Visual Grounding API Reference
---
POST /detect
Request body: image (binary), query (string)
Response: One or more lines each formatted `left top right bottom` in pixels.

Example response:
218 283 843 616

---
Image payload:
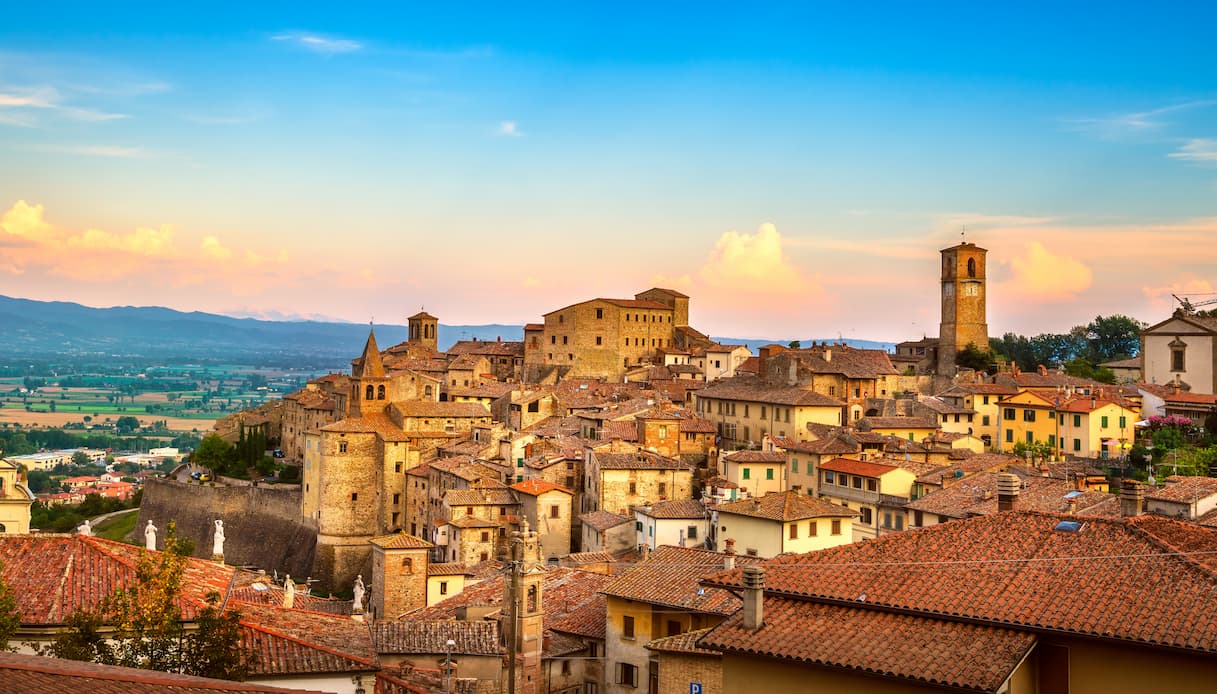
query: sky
2 3 1216 342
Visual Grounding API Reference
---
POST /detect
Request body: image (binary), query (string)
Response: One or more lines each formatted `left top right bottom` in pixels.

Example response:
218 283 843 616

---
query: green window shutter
742 468 750 480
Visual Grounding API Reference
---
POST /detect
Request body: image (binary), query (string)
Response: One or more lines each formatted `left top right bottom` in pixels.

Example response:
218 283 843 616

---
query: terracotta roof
374 620 501 656
1146 476 1217 504
776 435 860 456
646 627 721 656
698 598 1035 693
697 379 845 407
905 473 1119 519
600 545 763 614
352 330 386 379
592 451 690 471
448 382 516 399
0 535 235 625
914 453 1019 485
391 401 491 418
370 532 434 550
857 415 939 430
561 551 614 565
782 345 899 378
414 567 612 641
426 562 471 576
716 491 857 522
703 512 1217 655
636 499 706 519
510 479 573 496
234 601 378 672
721 450 785 463
819 457 900 478
0 652 320 693
445 487 518 506
580 510 633 531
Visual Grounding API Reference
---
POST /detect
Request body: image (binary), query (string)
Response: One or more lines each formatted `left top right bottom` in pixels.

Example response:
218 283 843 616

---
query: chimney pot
742 566 765 630
1121 479 1145 517
996 473 1020 512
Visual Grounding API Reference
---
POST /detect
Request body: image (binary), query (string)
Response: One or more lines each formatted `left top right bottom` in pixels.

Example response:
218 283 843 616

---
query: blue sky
1 3 1215 340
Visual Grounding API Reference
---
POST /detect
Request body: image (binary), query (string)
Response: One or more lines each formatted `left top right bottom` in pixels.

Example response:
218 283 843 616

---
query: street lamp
445 638 456 694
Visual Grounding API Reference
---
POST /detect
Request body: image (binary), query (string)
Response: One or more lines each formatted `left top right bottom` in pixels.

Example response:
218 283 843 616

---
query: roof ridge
238 618 378 668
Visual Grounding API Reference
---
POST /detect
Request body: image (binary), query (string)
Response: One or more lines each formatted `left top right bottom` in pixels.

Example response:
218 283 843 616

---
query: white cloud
497 121 523 137
1008 241 1092 300
1066 99 1217 139
31 144 147 158
699 223 814 295
272 32 363 54
1169 138 1217 165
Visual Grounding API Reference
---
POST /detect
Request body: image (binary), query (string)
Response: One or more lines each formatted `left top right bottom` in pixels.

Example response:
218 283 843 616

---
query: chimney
824 348 832 363
723 538 736 570
1120 479 1144 517
996 473 1020 512
1067 499 1077 515
742 566 765 630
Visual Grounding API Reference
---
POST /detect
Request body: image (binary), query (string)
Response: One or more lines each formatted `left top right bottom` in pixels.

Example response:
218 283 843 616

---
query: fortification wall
138 478 316 578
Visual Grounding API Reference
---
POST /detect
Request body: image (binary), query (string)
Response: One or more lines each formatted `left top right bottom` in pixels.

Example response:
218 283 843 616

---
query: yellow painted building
718 451 786 498
695 381 845 448
817 458 917 540
1055 398 1138 459
995 390 1057 452
0 459 33 534
425 563 470 606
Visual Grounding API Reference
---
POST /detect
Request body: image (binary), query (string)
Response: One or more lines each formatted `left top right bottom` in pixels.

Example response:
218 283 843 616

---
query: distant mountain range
0 295 893 367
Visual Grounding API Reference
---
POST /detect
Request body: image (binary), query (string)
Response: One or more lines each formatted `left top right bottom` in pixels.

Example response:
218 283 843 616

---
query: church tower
349 329 389 418
937 242 989 377
408 311 439 351
504 518 546 694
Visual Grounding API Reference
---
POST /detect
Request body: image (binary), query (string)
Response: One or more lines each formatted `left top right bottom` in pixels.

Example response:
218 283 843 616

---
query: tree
1083 314 1146 363
192 434 236 475
115 416 141 434
181 591 252 680
41 609 113 663
1062 357 1116 384
787 340 801 349
71 450 91 466
955 342 996 373
0 561 20 651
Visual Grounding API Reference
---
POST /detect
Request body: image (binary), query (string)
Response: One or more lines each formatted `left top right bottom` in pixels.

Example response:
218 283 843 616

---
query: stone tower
504 519 546 694
350 329 389 418
937 242 989 377
369 532 434 620
408 311 439 351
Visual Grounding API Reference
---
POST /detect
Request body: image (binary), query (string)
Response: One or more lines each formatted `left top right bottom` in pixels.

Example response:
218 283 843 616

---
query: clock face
964 283 979 296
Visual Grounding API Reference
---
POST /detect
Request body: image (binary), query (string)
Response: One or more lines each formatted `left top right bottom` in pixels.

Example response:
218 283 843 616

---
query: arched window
425 385 433 398
0 523 6 533
527 585 538 612
967 257 976 278
366 384 375 400
377 385 386 400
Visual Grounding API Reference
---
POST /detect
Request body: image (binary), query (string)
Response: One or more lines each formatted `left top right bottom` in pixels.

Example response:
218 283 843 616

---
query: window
808 521 817 536
866 479 877 492
824 471 835 484
1023 409 1036 422
982 415 990 426
1172 343 1186 372
860 507 872 525
1026 431 1033 444
338 441 348 453
658 482 667 496
377 384 385 400
760 406 767 419
766 468 774 480
550 504 560 518
481 531 490 542
983 396 990 405
393 493 400 504
658 425 668 439
789 524 798 539
667 619 681 636
616 663 639 688
439 581 448 595
1101 415 1109 428
351 492 358 501
1073 414 1081 427
1072 438 1081 451
687 525 698 539
622 616 635 639
596 308 603 319
1048 434 1056 447
596 336 602 345
365 384 374 400
395 462 402 473
1003 408 1016 421
967 257 977 278
628 482 637 495
791 458 799 473
742 468 750 480
1119 416 1127 428
831 519 842 535
852 476 862 489
551 336 556 344
1006 430 1013 443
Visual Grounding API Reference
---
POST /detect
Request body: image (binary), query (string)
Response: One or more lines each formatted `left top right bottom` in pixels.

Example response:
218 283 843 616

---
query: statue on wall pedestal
77 519 92 536
144 520 157 550
283 574 296 609
212 520 225 559
353 574 366 613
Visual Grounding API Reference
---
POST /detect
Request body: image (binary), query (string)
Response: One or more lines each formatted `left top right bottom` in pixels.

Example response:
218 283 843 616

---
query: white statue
212 520 225 556
353 574 365 611
77 519 92 536
283 574 296 608
144 520 157 550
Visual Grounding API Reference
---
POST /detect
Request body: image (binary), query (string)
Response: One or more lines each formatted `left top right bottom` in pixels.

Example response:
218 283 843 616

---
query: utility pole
507 531 522 694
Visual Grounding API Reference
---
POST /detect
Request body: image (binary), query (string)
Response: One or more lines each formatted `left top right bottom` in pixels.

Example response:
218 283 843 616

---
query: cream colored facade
1142 313 1217 394
695 389 844 448
817 460 917 541
426 571 467 606
719 453 786 498
0 459 33 534
713 511 854 558
1055 401 1137 459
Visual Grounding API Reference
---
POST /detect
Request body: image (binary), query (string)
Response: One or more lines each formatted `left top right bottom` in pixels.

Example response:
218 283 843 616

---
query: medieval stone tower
350 330 389 418
408 310 439 351
937 242 989 377
503 519 546 694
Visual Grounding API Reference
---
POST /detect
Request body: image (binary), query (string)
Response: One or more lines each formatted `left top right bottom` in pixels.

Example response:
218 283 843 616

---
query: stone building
583 450 694 517
523 288 692 381
369 532 433 620
937 242 989 380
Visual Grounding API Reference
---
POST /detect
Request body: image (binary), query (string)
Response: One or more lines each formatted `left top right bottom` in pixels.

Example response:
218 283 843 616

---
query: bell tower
937 242 989 377
408 310 439 351
504 518 545 694
349 329 389 418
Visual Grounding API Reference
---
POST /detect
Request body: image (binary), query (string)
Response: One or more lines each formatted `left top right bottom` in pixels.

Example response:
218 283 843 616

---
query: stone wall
138 477 315 578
